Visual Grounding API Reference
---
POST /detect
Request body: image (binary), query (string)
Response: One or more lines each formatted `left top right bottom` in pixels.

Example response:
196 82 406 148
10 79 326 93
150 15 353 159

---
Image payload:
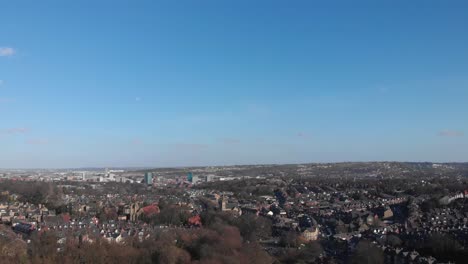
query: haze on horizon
1 0 467 169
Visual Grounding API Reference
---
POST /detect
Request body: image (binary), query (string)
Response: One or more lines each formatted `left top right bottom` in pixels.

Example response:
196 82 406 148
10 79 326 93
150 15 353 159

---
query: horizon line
1 160 467 171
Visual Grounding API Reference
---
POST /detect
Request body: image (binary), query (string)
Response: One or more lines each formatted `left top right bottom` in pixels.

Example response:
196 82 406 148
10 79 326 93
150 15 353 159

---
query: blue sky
1 0 467 168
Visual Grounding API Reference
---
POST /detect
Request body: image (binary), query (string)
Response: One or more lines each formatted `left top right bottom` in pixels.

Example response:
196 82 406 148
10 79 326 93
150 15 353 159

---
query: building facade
144 172 153 185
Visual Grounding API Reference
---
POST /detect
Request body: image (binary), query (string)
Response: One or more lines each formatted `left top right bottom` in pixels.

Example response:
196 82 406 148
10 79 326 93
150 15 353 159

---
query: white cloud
0 127 30 134
438 130 464 137
26 138 50 145
0 47 15 57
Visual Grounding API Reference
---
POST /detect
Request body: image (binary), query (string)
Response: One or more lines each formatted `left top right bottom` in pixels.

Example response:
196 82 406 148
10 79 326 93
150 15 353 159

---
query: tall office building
144 172 153 185
187 172 193 182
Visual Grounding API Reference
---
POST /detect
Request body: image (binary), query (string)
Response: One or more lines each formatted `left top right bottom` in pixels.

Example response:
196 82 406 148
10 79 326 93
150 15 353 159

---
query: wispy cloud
0 47 15 57
131 138 143 145
219 138 240 144
247 103 270 116
0 97 14 103
297 132 311 139
0 80 4 86
438 130 464 137
1 127 30 134
378 86 389 93
26 138 50 145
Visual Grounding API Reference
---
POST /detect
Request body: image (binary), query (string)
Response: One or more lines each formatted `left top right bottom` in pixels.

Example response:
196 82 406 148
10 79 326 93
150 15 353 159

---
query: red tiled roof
141 204 160 216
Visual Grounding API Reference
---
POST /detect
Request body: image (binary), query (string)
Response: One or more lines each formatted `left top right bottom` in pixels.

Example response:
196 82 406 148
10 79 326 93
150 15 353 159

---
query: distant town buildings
1 162 468 263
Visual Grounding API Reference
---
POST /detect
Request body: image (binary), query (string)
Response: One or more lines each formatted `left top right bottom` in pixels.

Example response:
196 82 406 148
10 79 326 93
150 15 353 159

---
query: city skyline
1 0 468 168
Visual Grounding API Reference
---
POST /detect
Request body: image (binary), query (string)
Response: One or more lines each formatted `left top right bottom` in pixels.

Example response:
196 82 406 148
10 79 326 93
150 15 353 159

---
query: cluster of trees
18 219 468 264
140 200 274 243
141 205 190 227
351 240 384 264
22 222 273 264
0 180 62 207
200 211 272 242
414 234 468 263
276 240 324 264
